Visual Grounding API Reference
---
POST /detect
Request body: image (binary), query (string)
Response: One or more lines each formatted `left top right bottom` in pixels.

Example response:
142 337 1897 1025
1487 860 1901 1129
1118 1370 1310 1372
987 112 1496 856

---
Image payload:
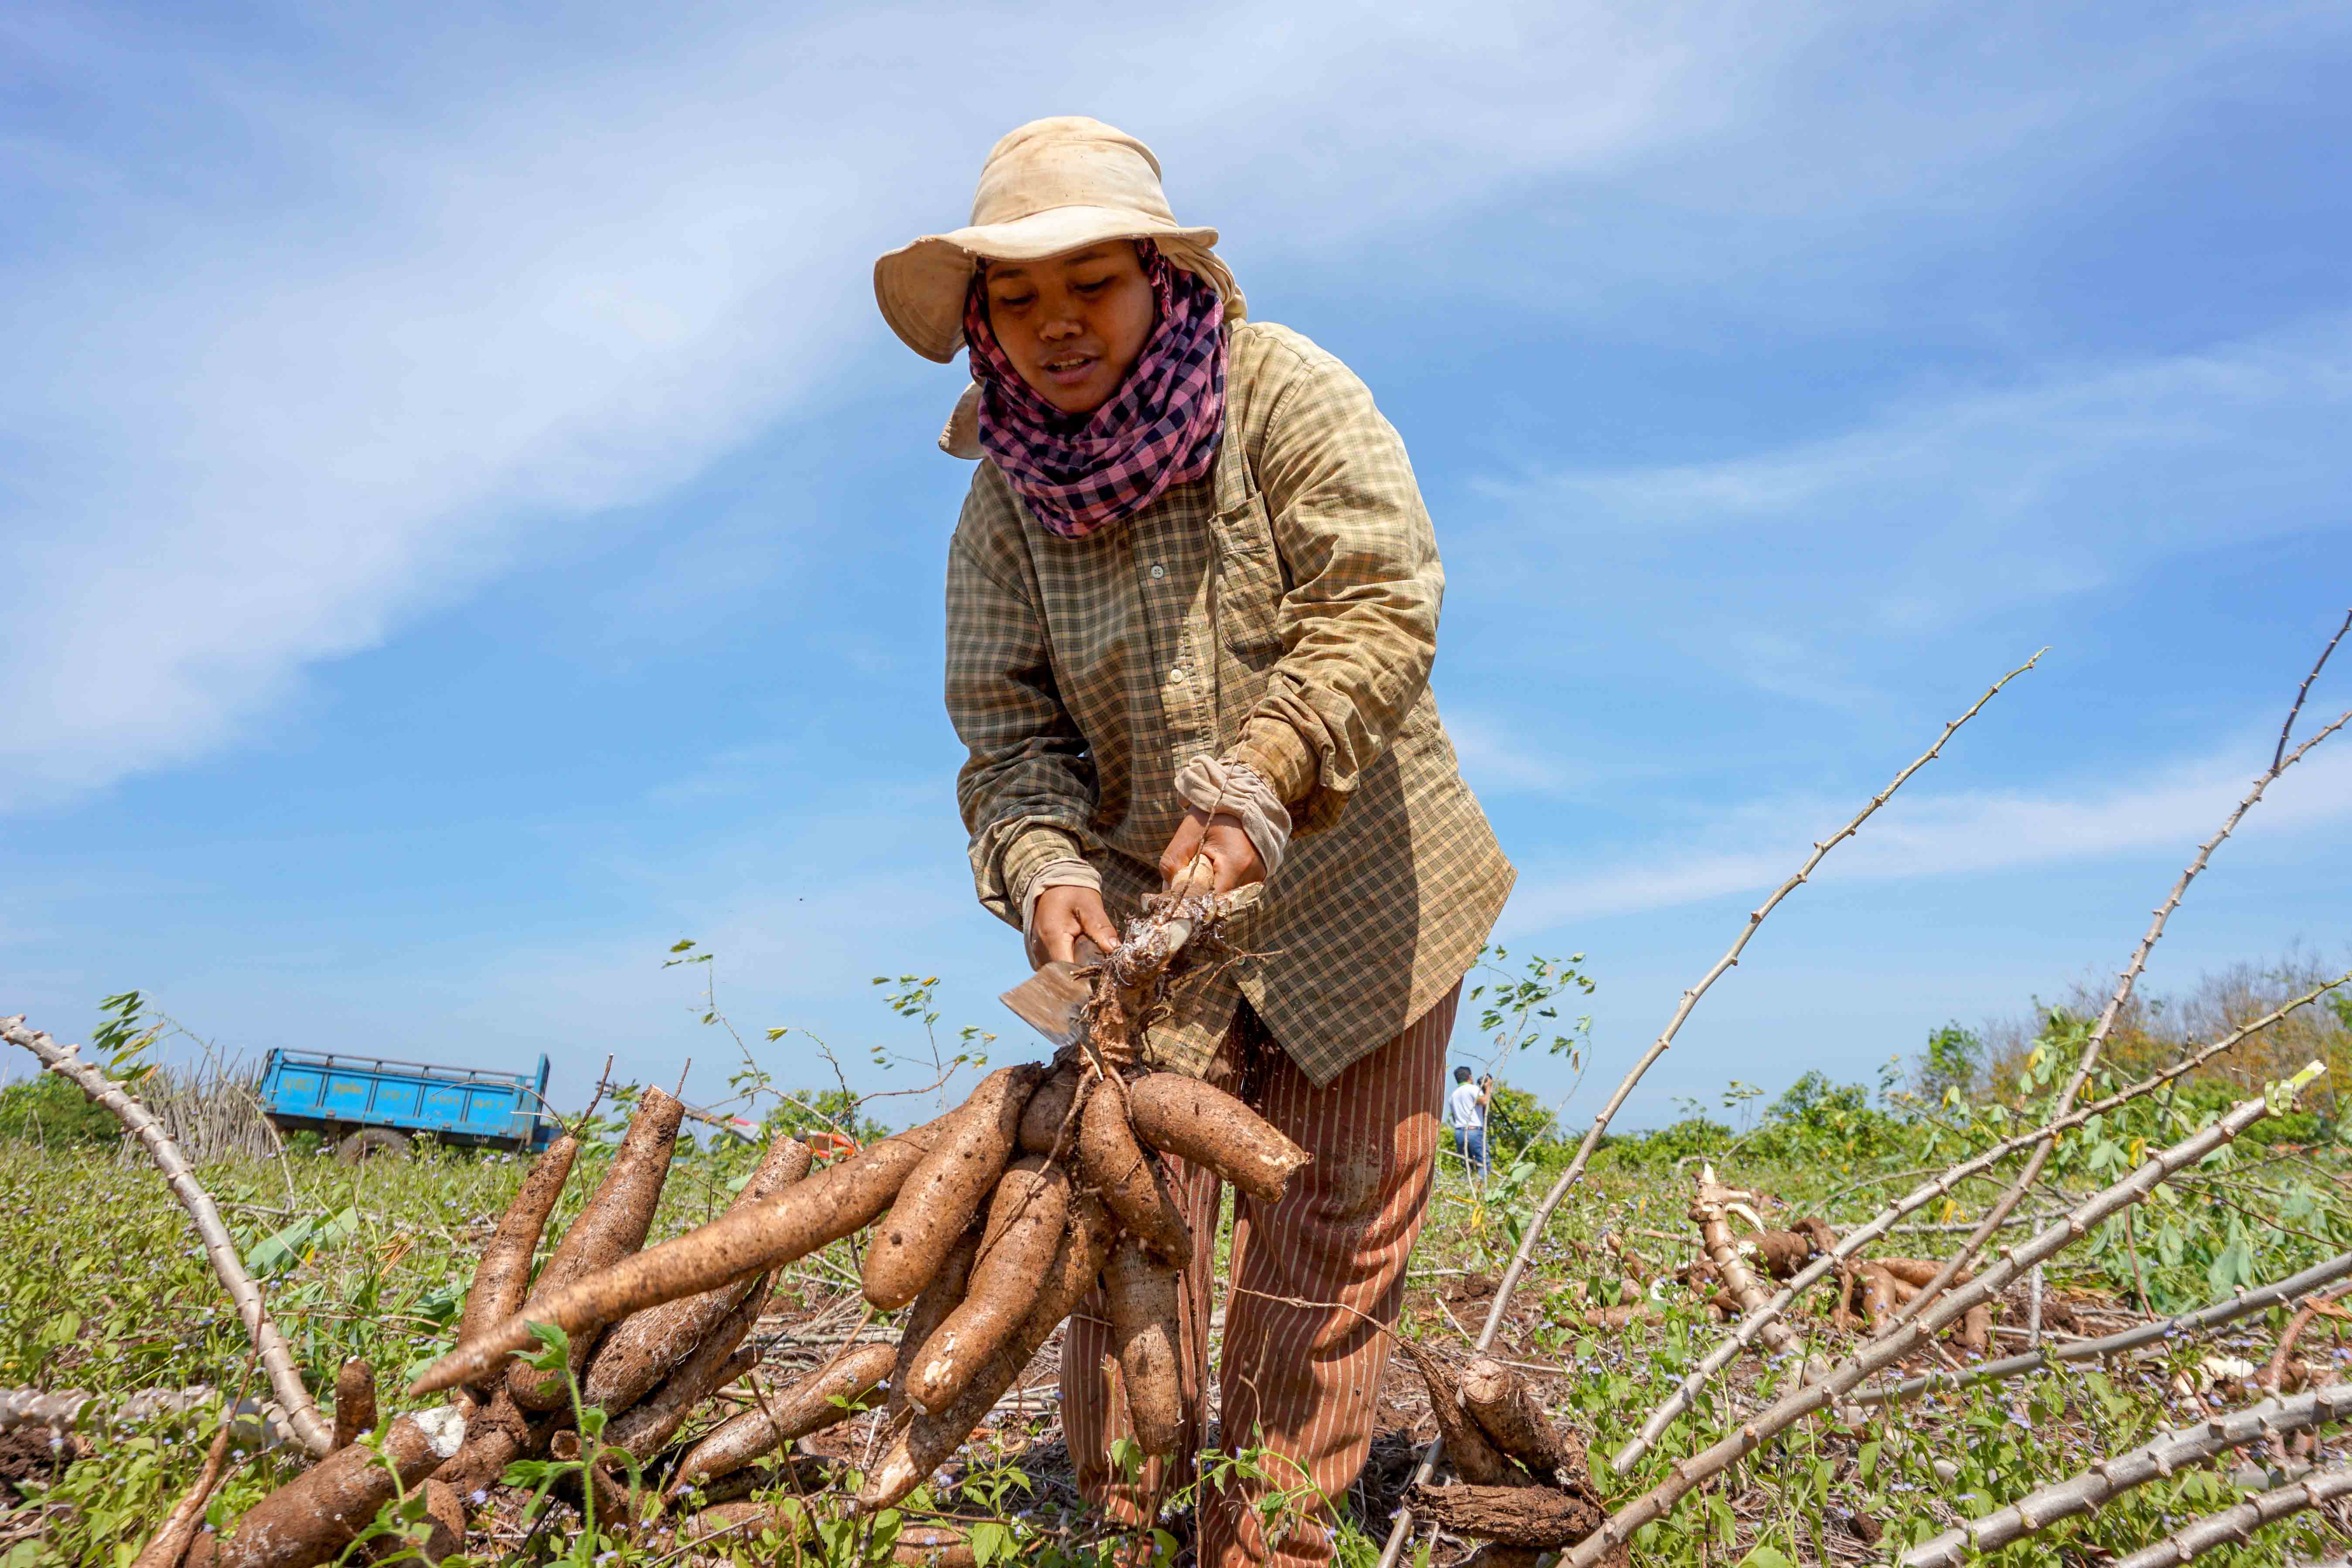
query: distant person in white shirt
1447 1066 1493 1177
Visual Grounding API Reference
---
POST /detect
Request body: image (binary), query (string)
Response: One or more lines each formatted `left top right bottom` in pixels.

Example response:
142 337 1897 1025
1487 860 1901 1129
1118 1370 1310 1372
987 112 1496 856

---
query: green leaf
2207 1232 2255 1297
1737 1547 1798 1568
245 1215 317 1274
971 1521 1013 1568
521 1319 570 1370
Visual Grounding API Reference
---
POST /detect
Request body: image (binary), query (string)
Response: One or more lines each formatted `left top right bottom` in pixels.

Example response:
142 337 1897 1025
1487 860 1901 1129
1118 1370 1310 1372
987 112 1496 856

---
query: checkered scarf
962 241 1227 540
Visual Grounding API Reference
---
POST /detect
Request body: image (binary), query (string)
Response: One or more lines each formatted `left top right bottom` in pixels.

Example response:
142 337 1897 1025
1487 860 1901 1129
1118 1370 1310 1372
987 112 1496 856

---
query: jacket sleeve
1242 346 1445 834
944 501 1099 929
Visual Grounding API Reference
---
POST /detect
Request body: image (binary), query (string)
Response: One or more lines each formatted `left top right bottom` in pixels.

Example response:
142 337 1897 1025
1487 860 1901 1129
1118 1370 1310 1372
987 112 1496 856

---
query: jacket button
1149 564 1166 579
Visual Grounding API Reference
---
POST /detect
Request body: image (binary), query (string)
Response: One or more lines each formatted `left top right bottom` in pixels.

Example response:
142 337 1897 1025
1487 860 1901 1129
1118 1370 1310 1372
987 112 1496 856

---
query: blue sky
5 0 2349 1131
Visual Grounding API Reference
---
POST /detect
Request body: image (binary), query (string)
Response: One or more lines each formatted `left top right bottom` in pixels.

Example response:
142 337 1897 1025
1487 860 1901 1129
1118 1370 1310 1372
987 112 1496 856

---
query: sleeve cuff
1002 825 1090 918
1228 717 1317 808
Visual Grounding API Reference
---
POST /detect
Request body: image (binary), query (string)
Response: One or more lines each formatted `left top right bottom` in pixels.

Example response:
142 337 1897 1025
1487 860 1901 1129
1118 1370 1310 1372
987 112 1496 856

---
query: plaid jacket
944 321 1514 1085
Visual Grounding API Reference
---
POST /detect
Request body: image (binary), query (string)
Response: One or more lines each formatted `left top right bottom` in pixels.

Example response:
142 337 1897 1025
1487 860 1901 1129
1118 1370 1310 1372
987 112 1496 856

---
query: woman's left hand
1158 807 1263 896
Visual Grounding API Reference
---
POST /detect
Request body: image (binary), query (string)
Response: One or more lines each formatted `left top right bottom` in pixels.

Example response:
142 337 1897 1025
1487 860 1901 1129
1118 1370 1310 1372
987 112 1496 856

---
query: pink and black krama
961 240 1227 540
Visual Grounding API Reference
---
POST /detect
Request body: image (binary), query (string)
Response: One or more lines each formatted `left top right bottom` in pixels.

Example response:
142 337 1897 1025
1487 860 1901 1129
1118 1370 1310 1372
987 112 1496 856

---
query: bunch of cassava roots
179 896 1322 1565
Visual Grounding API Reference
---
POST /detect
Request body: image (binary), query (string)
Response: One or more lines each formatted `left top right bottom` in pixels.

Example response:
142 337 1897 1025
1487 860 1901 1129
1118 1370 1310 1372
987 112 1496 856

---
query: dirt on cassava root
858 1191 1118 1513
604 1275 769 1462
1015 1060 1086 1158
192 1408 465 1568
1103 1233 1186 1457
886 1227 980 1424
668 1340 896 1497
1405 1482 1607 1550
1075 1072 1192 1264
328 1359 374 1453
905 1155 1067 1414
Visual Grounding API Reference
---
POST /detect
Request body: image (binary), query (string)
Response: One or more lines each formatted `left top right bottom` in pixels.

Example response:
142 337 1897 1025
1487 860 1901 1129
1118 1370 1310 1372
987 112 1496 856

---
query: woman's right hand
1033 884 1120 966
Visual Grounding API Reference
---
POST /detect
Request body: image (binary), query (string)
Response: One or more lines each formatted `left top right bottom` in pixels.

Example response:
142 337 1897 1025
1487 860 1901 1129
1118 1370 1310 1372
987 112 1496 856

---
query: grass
4 969 2352 1565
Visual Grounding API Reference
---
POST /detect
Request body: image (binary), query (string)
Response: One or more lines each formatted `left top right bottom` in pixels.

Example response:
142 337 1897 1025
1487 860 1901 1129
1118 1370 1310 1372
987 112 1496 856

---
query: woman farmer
875 117 1514 1565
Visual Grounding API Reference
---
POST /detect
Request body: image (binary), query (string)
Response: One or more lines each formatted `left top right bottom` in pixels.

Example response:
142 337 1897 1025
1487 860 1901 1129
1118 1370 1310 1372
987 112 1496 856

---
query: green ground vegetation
3 951 2349 1565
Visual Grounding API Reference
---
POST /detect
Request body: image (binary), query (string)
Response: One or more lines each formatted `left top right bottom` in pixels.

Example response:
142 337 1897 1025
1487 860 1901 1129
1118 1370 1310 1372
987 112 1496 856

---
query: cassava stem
1373 653 2043 1568
1568 1076 2314 1567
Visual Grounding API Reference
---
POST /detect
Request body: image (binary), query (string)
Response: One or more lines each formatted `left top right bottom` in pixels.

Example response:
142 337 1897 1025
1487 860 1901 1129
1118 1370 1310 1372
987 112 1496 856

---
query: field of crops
5 632 2349 1568
3 948 2351 1567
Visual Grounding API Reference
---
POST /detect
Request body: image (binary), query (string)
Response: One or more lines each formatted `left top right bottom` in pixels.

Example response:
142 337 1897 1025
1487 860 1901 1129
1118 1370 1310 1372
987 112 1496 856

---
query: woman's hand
1158 808 1265 897
1033 884 1120 967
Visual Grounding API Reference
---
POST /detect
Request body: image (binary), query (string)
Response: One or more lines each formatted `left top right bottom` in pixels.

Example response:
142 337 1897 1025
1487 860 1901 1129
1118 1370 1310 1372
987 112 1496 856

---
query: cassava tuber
1075 1073 1192 1264
511 1087 685 1410
859 1192 1118 1511
862 1065 1043 1311
1103 1234 1186 1457
583 1133 811 1413
904 1156 1068 1414
455 1129 578 1389
667 1341 896 1497
412 1118 947 1397
1124 1073 1308 1203
204 1408 465 1568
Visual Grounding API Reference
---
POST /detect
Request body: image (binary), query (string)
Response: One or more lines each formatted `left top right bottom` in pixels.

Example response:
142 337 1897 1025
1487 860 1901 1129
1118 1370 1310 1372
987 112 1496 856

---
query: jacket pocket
1209 492 1286 666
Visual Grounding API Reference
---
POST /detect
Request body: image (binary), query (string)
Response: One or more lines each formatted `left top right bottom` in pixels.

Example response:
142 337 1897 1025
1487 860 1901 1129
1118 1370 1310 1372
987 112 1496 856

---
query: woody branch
1369 650 2044 1568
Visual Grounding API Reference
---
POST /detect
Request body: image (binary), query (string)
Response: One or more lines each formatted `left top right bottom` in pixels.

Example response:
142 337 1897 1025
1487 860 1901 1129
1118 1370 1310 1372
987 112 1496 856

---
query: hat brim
875 205 1220 363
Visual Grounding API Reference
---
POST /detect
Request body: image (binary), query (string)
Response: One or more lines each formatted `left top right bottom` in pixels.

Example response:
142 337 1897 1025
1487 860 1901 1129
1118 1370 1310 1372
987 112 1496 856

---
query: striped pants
1062 982 1458 1566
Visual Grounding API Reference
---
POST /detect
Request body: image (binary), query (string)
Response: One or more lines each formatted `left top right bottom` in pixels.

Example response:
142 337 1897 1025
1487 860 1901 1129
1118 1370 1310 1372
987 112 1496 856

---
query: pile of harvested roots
1399 1339 1615 1568
154 883 1323 1564
1582 1165 1994 1354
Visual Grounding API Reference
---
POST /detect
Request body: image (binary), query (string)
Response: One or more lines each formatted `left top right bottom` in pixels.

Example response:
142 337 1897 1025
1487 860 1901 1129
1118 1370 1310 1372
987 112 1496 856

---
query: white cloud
1470 310 2352 702
1505 733 2352 927
3 0 2345 808
1444 710 1598 795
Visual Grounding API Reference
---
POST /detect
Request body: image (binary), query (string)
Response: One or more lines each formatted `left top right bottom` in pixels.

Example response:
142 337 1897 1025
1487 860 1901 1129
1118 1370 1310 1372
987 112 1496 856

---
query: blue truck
256 1047 556 1162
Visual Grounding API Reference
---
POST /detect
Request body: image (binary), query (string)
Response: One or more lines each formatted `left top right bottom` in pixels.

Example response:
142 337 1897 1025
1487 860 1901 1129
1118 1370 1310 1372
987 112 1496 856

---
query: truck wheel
337 1128 410 1165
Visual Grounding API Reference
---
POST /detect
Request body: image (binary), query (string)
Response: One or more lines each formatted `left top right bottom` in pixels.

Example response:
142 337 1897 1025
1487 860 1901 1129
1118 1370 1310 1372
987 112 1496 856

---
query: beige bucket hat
875 116 1246 364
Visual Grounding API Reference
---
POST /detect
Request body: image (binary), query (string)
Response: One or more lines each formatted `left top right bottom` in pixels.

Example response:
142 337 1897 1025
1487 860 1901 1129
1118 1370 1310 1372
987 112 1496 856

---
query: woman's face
982 243 1155 416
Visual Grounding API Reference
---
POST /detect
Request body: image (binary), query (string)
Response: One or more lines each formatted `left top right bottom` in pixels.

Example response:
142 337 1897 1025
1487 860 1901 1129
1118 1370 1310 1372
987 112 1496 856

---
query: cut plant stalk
1854 1248 2352 1407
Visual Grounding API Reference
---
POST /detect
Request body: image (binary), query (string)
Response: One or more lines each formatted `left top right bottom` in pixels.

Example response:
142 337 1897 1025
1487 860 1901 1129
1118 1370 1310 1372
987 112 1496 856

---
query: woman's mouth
1041 352 1098 385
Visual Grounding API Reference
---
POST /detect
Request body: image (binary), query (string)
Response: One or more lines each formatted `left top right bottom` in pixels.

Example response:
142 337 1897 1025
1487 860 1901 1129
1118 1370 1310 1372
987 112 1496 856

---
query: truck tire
337 1128 411 1165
